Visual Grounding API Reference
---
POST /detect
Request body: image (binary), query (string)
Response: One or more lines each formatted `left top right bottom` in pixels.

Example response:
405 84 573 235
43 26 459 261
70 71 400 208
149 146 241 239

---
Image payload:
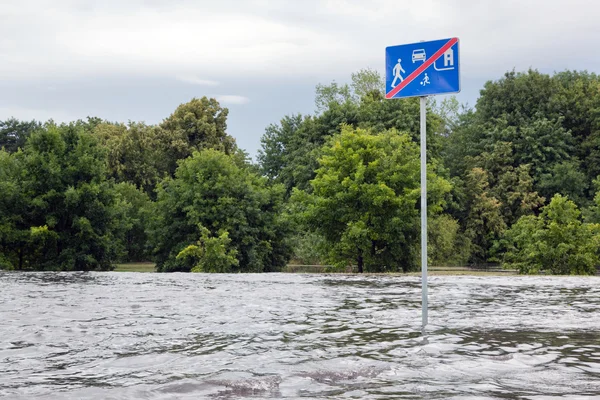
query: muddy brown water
1 272 599 399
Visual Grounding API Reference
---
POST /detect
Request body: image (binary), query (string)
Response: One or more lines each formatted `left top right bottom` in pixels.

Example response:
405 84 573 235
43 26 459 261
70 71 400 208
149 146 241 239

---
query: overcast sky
1 0 599 158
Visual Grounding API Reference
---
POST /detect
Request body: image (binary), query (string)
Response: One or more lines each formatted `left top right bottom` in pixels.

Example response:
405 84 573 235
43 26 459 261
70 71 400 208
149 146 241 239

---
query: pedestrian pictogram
391 59 406 88
385 37 460 99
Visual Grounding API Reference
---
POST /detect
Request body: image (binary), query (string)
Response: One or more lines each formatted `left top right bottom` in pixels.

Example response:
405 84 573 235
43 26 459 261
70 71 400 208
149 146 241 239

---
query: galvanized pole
420 96 428 328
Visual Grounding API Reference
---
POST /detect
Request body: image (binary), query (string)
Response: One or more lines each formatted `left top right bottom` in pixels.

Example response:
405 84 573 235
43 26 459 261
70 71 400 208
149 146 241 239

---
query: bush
177 226 239 273
289 231 326 265
502 194 600 274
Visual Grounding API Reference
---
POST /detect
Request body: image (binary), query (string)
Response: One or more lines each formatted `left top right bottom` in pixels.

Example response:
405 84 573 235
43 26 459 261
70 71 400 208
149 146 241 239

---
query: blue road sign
385 37 460 99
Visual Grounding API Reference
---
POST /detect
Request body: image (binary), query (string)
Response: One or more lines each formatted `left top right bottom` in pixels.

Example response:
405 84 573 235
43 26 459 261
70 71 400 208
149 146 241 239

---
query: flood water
0 272 599 399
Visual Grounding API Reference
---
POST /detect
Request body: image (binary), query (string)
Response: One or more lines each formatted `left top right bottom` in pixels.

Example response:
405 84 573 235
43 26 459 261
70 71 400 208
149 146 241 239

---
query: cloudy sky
1 0 599 158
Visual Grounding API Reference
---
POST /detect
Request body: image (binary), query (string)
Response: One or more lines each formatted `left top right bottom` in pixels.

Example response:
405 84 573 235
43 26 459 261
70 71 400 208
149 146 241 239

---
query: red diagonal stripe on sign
385 37 458 99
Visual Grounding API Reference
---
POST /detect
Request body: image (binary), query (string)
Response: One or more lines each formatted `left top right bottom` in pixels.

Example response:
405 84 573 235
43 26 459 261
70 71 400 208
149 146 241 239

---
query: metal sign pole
385 37 460 329
420 96 428 328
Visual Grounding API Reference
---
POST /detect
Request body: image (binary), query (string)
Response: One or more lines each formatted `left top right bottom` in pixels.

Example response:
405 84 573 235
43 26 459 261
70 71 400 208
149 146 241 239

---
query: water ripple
0 272 599 398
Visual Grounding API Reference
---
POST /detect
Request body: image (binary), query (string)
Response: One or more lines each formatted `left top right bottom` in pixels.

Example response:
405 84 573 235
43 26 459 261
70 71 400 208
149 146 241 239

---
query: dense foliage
293 126 450 272
501 195 600 275
1 70 600 274
149 149 291 272
0 123 118 270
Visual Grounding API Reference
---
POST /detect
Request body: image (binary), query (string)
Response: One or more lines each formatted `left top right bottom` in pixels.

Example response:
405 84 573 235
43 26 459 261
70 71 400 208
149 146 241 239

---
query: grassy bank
112 262 518 275
114 262 156 272
283 264 519 275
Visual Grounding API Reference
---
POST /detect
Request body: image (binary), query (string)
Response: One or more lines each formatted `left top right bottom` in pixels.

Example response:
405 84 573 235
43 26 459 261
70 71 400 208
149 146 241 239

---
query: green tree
351 68 384 99
315 68 384 111
462 168 507 263
502 194 600 275
0 123 118 270
315 81 353 112
111 182 153 262
474 141 545 226
95 122 166 195
294 126 451 273
259 72 445 196
551 71 600 183
150 149 291 272
0 118 41 153
0 149 29 269
428 214 469 266
258 100 360 194
159 97 237 175
538 160 588 206
583 177 600 223
476 69 560 125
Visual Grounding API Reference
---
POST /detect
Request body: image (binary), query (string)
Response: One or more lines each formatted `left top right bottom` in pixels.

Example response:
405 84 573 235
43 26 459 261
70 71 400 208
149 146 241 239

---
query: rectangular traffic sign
385 37 460 99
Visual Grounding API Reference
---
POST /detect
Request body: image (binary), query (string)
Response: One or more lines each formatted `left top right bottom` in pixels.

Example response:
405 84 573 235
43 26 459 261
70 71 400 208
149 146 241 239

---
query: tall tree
462 168 507 263
294 126 451 272
0 118 41 153
159 97 237 175
111 182 153 262
150 149 291 272
95 122 165 195
0 123 118 270
259 70 445 195
258 100 360 195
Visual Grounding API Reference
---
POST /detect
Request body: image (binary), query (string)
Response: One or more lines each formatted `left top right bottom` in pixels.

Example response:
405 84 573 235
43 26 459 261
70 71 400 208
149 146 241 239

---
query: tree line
1 69 600 274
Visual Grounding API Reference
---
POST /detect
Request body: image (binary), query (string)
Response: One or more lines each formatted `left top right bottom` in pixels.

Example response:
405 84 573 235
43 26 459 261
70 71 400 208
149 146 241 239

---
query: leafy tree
293 126 451 273
257 114 307 187
287 231 327 265
474 141 545 226
551 71 600 158
476 69 560 126
0 118 41 153
259 71 445 195
0 149 29 269
582 177 600 223
430 96 462 137
150 149 291 272
158 97 237 176
111 182 152 262
441 108 482 177
538 161 588 206
428 214 469 266
581 131 600 184
95 122 166 195
258 100 360 195
351 68 384 99
357 94 445 159
315 81 353 113
0 123 118 270
315 68 384 111
453 69 600 193
502 194 600 275
462 168 507 263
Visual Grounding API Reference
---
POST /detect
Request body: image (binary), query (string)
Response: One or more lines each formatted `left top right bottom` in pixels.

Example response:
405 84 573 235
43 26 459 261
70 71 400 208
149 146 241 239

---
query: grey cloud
1 0 599 158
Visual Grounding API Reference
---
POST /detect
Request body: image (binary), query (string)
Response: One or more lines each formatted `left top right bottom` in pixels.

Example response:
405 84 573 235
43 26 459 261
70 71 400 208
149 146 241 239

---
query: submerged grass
114 262 156 273
283 264 519 275
113 262 519 275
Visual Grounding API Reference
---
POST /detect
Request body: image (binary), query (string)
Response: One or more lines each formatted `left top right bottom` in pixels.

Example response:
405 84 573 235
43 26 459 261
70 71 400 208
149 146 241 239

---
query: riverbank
114 262 156 272
113 262 520 275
